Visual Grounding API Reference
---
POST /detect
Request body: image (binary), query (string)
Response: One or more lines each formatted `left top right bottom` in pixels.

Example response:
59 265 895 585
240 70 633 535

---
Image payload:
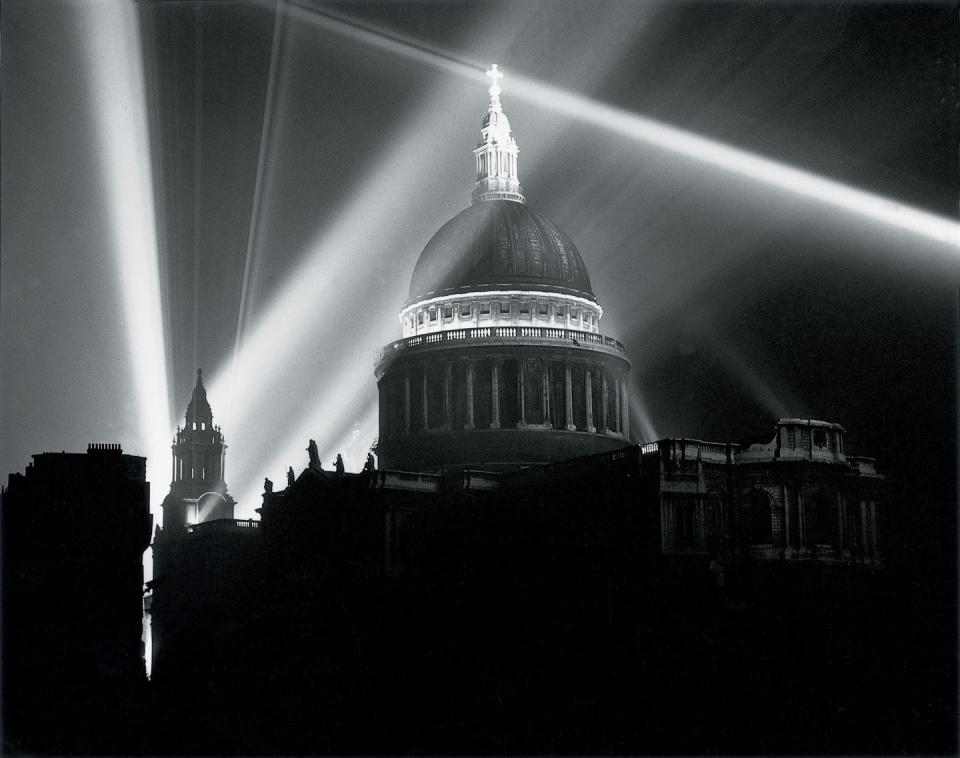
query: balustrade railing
371 470 441 492
185 518 261 535
376 326 627 366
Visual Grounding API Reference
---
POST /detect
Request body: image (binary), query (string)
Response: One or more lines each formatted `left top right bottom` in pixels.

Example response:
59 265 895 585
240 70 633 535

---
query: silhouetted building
376 65 632 472
1 444 151 755
149 369 258 686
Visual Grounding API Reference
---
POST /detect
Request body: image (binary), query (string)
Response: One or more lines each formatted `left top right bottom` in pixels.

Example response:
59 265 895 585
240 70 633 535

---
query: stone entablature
400 290 602 337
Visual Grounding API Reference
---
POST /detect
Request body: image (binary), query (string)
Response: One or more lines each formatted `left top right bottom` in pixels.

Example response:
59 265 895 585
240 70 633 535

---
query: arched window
426 363 445 428
704 497 723 543
676 499 696 549
807 490 834 546
748 490 773 545
474 359 492 428
522 358 542 424
409 366 425 433
500 359 518 427
451 362 468 429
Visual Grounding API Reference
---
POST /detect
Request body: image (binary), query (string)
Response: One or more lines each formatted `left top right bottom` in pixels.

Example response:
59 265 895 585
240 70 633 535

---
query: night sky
2 0 956 581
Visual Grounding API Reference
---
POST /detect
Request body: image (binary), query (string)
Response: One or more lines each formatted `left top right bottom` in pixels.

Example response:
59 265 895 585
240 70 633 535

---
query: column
869 501 879 556
421 369 428 431
564 362 575 431
860 501 869 555
621 381 630 440
171 447 175 483
542 363 551 427
518 360 526 426
601 373 609 431
659 498 668 551
837 490 845 553
585 369 595 432
465 361 475 430
783 482 791 552
443 361 452 430
696 498 705 548
798 490 806 550
613 378 621 435
491 360 501 429
403 372 411 436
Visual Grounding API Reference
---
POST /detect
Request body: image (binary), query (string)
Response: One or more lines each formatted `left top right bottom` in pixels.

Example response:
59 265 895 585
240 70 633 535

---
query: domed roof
408 200 595 304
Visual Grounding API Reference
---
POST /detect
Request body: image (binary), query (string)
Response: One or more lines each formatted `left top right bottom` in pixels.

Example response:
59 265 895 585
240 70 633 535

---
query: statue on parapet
286 467 295 487
364 452 375 472
334 453 345 475
263 477 273 494
307 439 321 471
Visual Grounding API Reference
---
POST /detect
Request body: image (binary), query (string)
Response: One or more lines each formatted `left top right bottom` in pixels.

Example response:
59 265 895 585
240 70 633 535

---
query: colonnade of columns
661 487 879 561
742 484 879 558
382 354 630 440
172 446 225 483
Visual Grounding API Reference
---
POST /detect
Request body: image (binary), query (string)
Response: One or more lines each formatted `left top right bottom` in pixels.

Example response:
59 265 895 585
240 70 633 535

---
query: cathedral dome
408 200 596 304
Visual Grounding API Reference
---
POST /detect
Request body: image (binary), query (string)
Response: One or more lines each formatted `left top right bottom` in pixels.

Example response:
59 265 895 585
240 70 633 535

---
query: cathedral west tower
376 66 632 471
158 368 235 532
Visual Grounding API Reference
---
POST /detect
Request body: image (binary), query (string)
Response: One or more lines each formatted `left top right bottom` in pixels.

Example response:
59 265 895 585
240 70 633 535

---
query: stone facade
645 419 883 566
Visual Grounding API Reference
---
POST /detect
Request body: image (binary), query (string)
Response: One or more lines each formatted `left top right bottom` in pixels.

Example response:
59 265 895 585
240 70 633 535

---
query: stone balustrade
376 326 626 374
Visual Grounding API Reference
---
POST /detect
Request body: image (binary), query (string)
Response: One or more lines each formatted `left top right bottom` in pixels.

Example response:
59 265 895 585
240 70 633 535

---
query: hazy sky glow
2 0 956 553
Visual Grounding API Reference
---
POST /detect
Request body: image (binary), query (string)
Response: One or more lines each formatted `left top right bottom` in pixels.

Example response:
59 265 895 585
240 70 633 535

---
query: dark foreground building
148 428 891 755
1 444 151 755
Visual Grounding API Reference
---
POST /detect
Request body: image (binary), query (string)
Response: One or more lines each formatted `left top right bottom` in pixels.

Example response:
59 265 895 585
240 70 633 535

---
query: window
556 306 565 318
807 491 833 546
520 302 529 315
417 312 423 325
571 308 580 320
748 491 773 544
461 303 471 316
443 305 452 319
480 303 491 315
500 302 511 314
192 423 197 430
538 302 548 316
429 308 437 321
201 422 206 431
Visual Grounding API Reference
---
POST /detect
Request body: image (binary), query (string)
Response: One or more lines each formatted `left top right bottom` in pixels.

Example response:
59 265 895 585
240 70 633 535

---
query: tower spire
161 368 235 532
472 64 525 204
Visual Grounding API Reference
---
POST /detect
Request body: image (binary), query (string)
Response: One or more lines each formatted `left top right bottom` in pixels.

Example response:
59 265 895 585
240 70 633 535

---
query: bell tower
159 369 236 533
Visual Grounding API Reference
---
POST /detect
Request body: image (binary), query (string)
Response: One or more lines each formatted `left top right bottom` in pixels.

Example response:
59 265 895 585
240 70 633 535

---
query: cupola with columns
376 66 632 472
158 368 236 533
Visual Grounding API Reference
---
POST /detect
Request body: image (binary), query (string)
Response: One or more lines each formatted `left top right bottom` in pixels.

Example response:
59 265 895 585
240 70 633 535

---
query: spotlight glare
298 4 959 252
234 353 379 516
82 1 171 496
508 74 959 250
